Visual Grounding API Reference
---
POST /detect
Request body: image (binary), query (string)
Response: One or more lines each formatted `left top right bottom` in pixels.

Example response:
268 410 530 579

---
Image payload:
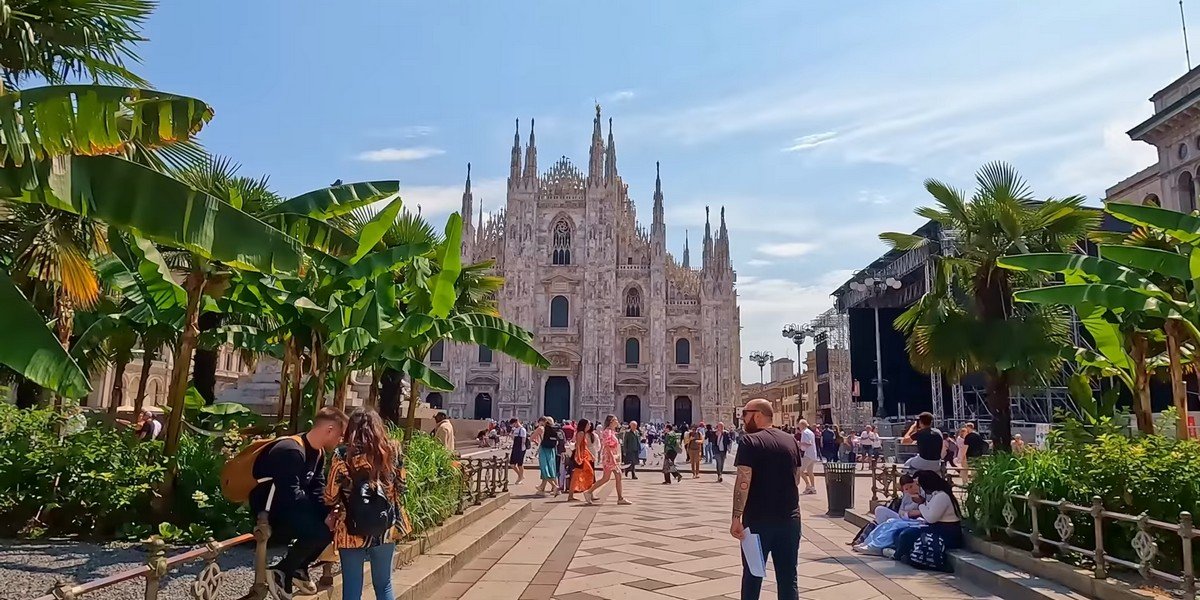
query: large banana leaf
997 253 1156 290
0 85 214 166
108 228 187 318
262 213 359 257
342 243 433 281
350 196 404 264
0 271 91 397
263 181 400 218
1015 283 1171 317
429 213 464 318
1099 245 1190 281
1 155 303 275
1106 202 1200 244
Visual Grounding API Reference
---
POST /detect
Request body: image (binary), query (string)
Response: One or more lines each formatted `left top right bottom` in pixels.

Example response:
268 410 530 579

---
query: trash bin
823 462 856 517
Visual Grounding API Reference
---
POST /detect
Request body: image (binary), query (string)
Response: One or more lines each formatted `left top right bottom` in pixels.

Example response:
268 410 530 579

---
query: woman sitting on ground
852 474 925 553
892 470 964 561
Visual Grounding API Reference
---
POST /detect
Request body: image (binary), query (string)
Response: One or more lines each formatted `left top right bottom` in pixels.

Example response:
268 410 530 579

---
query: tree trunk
333 371 348 412
367 366 380 409
986 371 1013 453
1166 321 1189 439
379 368 404 424
403 375 422 446
288 348 304 433
1130 335 1155 435
164 272 207 459
15 377 43 409
133 349 155 415
313 344 327 409
191 312 221 405
276 340 292 423
108 360 128 417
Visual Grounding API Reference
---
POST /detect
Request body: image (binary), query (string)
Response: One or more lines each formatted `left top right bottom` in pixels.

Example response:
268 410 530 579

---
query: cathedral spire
523 118 538 186
652 161 665 236
703 206 714 271
588 104 604 184
604 117 618 184
682 229 691 268
509 119 522 184
717 206 731 272
461 162 473 218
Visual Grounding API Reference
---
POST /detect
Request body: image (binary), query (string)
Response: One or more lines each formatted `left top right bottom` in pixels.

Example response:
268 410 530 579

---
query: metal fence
866 459 1198 598
31 458 511 600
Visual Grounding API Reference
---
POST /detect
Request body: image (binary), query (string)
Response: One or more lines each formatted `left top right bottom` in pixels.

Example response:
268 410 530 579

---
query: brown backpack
220 435 303 504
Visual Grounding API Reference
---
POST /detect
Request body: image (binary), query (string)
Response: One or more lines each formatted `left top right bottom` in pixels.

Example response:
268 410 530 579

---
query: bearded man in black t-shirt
730 399 802 600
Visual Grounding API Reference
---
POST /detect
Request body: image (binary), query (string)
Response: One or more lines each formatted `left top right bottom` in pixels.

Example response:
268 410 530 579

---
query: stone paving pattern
430 472 1003 600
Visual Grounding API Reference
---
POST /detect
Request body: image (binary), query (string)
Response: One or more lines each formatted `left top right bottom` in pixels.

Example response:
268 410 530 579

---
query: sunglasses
741 409 760 417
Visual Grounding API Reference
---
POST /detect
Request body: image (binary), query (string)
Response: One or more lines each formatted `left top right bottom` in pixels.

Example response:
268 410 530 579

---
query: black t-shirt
733 427 802 525
913 427 943 460
964 431 988 458
821 429 836 450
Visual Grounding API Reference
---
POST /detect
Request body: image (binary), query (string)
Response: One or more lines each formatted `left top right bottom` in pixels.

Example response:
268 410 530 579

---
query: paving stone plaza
427 474 998 600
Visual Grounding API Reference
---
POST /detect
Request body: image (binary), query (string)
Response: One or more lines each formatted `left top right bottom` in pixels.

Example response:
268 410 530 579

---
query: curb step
842 510 1096 600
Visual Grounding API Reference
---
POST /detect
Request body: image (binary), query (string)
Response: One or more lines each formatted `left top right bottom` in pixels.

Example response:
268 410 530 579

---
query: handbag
906 531 951 572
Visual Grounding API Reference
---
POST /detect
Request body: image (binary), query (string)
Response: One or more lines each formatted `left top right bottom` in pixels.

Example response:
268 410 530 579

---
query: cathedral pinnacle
683 229 691 268
604 117 618 184
523 118 538 184
652 161 665 236
589 105 605 184
510 118 522 183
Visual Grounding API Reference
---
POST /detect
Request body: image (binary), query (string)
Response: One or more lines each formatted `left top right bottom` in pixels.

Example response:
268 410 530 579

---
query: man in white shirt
797 419 817 495
860 425 881 460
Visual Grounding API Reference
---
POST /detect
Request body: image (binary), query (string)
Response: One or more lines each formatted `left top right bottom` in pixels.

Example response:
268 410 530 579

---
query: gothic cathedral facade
432 107 741 426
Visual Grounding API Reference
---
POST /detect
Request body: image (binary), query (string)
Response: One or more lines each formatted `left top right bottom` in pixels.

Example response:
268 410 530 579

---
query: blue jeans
741 518 800 600
339 543 395 600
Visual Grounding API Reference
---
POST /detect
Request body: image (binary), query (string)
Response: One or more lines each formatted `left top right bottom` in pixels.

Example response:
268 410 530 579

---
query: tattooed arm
730 465 753 540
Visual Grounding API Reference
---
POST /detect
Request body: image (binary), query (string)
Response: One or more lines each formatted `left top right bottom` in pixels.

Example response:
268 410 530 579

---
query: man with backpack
248 407 348 594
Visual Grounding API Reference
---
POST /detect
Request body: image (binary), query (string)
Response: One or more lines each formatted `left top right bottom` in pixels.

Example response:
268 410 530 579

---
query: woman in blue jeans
324 410 409 600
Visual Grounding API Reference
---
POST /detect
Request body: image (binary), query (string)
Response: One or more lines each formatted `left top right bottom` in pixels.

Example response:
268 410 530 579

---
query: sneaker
292 572 317 595
617 499 633 506
881 548 896 559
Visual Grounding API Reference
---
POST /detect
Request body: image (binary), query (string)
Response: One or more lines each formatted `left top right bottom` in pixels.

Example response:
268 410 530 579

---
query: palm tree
881 162 1098 451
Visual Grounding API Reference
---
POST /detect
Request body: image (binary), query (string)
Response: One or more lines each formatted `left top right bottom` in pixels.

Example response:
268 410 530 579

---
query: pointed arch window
675 338 691 365
552 218 572 265
550 295 569 327
625 287 642 317
625 338 640 365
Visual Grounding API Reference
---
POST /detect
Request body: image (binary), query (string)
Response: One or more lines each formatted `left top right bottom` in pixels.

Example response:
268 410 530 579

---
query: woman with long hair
536 416 561 496
324 409 407 600
586 415 633 505
892 471 964 561
569 419 595 502
685 424 703 478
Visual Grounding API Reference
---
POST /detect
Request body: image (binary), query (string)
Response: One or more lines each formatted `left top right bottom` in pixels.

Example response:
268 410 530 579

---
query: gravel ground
0 539 291 600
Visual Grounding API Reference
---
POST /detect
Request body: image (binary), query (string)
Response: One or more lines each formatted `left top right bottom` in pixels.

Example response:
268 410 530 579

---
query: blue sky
141 1 1188 382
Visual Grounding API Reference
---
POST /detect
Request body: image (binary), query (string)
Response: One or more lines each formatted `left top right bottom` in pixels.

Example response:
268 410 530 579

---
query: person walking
587 415 632 505
713 422 735 482
568 419 595 502
661 424 683 484
536 417 561 496
705 423 718 465
508 418 528 484
622 420 641 479
324 410 407 600
686 425 704 478
796 419 817 495
730 399 802 600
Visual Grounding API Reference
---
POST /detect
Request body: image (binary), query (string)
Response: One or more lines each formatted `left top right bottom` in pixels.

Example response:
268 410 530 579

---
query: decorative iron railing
31 457 512 600
866 458 1198 598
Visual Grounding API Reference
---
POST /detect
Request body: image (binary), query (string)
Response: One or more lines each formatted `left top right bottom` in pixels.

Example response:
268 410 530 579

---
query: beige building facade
1108 65 1200 209
739 357 815 427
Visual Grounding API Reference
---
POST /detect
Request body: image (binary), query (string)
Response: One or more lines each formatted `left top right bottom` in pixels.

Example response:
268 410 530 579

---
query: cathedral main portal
544 376 571 422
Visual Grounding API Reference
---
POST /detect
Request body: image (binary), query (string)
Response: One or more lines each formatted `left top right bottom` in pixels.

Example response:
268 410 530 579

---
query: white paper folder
741 528 766 578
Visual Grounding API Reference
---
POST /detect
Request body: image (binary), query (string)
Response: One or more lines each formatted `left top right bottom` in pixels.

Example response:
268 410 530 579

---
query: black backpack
541 426 560 449
342 465 397 538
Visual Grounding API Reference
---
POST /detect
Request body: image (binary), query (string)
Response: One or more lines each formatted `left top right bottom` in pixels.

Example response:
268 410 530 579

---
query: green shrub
966 420 1200 575
0 404 164 537
391 428 460 535
168 431 252 542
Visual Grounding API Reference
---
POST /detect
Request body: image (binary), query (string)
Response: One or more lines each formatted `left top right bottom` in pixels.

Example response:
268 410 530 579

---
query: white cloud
757 241 818 257
369 125 435 138
401 177 507 217
856 190 891 205
745 258 774 267
782 131 837 152
355 147 445 162
603 90 636 102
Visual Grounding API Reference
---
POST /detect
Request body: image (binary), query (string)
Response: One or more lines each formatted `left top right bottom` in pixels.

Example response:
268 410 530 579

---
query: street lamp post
848 275 902 419
749 351 773 384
